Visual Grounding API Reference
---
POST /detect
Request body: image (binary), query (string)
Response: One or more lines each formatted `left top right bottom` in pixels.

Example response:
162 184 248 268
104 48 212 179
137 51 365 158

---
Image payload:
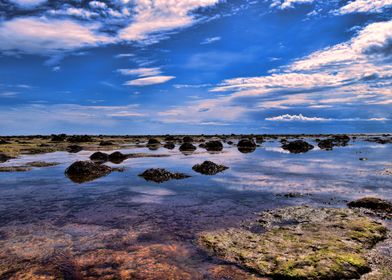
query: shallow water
0 139 391 279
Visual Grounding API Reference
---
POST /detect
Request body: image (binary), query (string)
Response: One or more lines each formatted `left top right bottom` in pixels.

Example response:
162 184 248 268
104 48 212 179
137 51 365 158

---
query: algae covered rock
139 168 190 183
199 206 387 280
282 140 314 154
348 197 392 219
65 161 112 183
192 161 228 175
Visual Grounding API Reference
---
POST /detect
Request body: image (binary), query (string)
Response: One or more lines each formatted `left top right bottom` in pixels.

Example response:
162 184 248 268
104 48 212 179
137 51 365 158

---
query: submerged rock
108 151 127 164
192 161 228 175
199 206 387 280
348 197 392 219
26 161 60 168
90 152 109 163
0 166 32 172
66 145 83 153
237 139 256 153
205 141 223 152
282 140 314 153
65 161 112 183
318 135 351 150
138 168 190 183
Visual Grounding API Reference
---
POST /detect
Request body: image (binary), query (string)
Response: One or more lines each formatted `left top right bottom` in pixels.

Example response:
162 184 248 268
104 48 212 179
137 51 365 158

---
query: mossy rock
199 206 387 280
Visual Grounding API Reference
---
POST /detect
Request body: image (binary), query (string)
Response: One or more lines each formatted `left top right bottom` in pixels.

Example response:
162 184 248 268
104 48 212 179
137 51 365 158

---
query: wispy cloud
124 76 175 86
201 36 221 45
266 114 390 122
270 0 314 10
338 0 392 14
117 67 162 77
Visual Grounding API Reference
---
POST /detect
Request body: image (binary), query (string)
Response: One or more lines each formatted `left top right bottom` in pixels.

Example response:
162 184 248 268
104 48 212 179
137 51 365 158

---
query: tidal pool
0 138 391 279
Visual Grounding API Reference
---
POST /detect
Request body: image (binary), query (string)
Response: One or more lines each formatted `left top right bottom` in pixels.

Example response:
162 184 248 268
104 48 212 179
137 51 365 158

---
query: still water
0 138 391 279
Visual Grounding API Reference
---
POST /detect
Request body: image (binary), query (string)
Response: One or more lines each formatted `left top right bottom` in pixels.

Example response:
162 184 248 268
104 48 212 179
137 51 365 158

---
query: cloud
201 36 221 45
115 53 135 58
338 0 392 14
270 0 314 9
266 114 328 121
266 114 390 122
117 67 162 77
118 0 221 42
124 76 175 86
0 17 112 55
9 0 46 8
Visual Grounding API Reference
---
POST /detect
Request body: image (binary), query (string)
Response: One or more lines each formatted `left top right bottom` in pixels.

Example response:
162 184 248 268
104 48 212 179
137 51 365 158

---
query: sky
0 0 391 135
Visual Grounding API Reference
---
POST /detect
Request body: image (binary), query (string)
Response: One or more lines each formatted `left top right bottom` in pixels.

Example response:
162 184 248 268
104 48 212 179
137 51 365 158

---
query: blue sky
0 0 391 135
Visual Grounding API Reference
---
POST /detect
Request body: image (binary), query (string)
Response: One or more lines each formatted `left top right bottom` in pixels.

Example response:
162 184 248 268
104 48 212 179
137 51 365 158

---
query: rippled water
0 139 391 279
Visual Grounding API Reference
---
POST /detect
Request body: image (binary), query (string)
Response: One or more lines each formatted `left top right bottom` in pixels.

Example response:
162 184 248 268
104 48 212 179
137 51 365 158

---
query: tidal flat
0 134 391 279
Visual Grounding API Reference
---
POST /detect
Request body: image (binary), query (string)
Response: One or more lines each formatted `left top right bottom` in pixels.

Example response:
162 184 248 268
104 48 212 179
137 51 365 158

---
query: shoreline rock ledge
199 206 388 280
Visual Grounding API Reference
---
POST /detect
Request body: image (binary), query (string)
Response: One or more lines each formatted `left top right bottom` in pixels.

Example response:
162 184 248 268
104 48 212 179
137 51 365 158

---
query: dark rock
205 141 223 152
282 140 314 153
163 142 175 150
332 135 350 146
67 135 93 143
26 161 60 167
90 152 109 163
227 141 233 145
182 136 193 143
318 139 334 150
237 139 256 153
179 143 197 152
0 153 13 163
0 166 32 172
65 161 112 183
0 139 10 145
138 168 190 183
51 134 67 142
192 161 228 175
199 143 206 148
147 138 160 145
99 141 114 146
164 135 175 141
67 145 83 153
255 137 264 144
348 197 392 219
108 151 127 164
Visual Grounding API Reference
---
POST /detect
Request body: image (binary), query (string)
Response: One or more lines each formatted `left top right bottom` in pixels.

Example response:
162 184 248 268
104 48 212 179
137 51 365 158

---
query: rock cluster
192 161 228 175
138 168 190 183
282 140 314 153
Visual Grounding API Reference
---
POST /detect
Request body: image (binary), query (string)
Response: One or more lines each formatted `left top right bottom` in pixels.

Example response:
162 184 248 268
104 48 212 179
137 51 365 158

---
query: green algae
199 206 388 280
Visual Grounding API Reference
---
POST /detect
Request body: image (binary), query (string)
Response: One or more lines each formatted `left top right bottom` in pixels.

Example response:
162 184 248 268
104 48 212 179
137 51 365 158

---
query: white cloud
117 67 162 77
118 0 220 42
0 17 112 55
271 0 314 9
9 0 46 8
115 53 135 58
201 36 221 45
338 0 392 14
266 114 390 122
124 76 175 86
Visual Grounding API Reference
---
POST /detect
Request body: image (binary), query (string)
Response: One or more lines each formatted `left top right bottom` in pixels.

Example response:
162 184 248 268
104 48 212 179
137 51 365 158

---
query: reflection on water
0 139 391 279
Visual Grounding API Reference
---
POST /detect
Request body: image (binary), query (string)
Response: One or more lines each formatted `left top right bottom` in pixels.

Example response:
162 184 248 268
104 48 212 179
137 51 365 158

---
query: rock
67 145 83 153
163 142 175 150
179 143 197 152
282 140 314 153
348 197 392 219
0 166 32 172
67 135 93 143
108 151 127 164
182 136 193 143
0 139 10 145
164 135 175 141
333 135 350 146
50 134 67 142
65 161 112 183
199 206 388 280
0 153 13 163
90 152 109 163
147 138 161 146
318 139 334 150
227 141 234 145
138 168 190 183
205 141 223 152
255 136 264 144
237 139 256 153
26 162 60 168
99 141 114 146
192 161 228 175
